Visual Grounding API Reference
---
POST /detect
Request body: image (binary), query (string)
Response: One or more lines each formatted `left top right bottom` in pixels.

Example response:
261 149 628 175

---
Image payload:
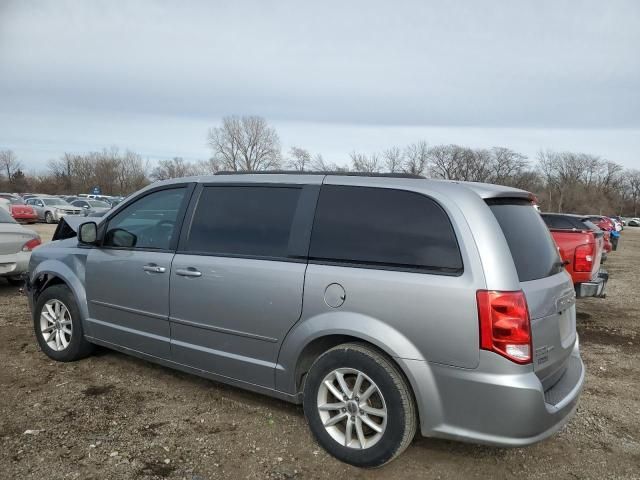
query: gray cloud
1 0 639 168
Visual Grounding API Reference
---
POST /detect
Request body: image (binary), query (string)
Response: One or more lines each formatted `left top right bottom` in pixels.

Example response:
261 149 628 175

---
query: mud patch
578 325 639 353
83 384 115 396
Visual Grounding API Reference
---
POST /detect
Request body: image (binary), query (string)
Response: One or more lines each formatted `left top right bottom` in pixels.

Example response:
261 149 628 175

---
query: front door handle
143 264 166 273
175 268 202 278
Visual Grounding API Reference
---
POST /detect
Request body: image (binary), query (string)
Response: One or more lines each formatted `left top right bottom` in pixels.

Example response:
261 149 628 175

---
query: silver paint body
26 197 83 222
0 221 38 278
27 174 584 446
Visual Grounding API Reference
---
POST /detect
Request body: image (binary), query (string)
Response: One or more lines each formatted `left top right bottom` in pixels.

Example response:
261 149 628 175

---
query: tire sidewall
303 346 410 468
34 285 87 362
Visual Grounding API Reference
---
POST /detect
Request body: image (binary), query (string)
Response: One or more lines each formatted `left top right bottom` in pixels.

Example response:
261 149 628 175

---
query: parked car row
540 212 626 300
0 192 121 224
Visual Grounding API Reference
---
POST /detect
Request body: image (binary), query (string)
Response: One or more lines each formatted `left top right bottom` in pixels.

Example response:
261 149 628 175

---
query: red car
587 216 616 252
541 213 607 298
9 199 38 224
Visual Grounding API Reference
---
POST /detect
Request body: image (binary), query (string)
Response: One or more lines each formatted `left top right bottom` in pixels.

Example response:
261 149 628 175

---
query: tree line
1 115 639 215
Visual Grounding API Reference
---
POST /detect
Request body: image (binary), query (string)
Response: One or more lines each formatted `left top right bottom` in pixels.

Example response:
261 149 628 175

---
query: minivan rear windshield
488 199 562 282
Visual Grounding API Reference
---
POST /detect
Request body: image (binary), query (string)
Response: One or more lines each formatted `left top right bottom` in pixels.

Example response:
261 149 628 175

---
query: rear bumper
0 251 31 278
575 269 608 298
407 343 584 447
13 214 38 223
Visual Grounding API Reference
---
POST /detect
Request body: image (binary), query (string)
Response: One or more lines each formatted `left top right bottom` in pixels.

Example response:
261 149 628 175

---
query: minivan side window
309 185 463 274
184 186 301 258
103 187 187 250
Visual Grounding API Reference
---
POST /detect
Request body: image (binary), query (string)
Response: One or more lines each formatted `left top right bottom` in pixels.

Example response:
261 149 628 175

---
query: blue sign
91 186 101 195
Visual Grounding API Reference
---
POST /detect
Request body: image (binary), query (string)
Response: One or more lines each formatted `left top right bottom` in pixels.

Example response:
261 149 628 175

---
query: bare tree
382 147 404 173
117 150 150 193
490 147 529 185
350 152 381 173
625 170 640 217
0 149 23 186
402 142 429 175
207 116 281 172
287 146 312 171
151 157 198 181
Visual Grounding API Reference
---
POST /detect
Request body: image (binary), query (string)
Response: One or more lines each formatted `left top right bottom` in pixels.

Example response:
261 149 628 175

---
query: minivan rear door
169 183 319 389
489 200 577 388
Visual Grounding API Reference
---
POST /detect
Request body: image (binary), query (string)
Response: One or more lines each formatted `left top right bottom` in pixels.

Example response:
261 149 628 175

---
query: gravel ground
0 224 639 479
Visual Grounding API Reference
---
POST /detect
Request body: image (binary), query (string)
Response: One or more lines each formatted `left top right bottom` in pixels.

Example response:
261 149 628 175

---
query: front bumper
405 344 584 447
576 269 608 298
53 210 82 221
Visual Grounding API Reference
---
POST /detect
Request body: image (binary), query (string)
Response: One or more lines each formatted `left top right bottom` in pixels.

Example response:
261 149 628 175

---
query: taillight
477 290 532 364
574 243 594 272
22 237 41 252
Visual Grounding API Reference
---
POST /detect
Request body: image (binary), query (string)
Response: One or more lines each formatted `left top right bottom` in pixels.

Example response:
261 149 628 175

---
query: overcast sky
1 0 639 171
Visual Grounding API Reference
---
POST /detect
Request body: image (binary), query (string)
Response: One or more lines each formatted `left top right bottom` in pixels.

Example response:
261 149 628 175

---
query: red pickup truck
541 213 608 298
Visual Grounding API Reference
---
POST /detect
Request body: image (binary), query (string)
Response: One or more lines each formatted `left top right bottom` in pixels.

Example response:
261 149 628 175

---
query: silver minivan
27 173 584 467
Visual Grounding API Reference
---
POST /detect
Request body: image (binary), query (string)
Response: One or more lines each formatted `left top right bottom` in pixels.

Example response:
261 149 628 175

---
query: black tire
6 276 25 287
45 211 53 224
303 343 417 468
33 284 94 362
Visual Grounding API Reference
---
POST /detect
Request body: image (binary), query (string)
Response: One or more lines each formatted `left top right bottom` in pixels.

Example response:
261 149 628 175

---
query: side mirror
104 228 137 248
78 222 98 245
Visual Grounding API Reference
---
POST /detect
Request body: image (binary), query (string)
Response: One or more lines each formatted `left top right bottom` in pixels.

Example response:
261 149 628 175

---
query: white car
0 208 41 285
25 197 83 223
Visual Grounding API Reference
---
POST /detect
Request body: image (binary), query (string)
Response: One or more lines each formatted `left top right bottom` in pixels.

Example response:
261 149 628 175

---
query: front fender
30 259 89 328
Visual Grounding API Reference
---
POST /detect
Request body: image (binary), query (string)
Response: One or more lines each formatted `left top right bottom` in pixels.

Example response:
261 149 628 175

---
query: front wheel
33 284 94 362
44 211 54 224
303 343 417 468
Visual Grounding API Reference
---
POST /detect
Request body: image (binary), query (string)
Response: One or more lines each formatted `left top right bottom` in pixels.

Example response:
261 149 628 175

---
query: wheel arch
276 312 445 432
30 261 89 325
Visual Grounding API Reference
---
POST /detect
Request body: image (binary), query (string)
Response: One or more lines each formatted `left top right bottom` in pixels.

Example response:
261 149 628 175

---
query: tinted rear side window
185 186 301 258
489 200 562 282
541 215 576 229
310 185 463 273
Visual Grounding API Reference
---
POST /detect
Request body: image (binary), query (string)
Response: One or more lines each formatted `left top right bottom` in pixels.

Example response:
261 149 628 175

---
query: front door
84 185 191 358
169 184 316 388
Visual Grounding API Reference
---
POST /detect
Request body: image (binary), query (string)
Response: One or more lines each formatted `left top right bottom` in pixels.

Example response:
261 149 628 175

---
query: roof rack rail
213 170 426 179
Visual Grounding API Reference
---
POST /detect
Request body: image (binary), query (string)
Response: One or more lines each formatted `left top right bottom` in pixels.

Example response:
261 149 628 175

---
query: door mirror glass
78 222 98 244
104 228 137 248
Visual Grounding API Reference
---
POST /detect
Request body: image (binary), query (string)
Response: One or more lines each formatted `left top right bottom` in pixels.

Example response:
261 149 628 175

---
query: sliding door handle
175 268 202 278
143 264 166 273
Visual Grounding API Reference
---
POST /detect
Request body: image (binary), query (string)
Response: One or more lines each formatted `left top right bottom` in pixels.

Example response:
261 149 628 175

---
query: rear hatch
488 200 577 389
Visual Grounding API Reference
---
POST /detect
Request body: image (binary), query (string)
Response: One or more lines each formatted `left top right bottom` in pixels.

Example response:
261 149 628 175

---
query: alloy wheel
40 299 72 351
316 368 387 449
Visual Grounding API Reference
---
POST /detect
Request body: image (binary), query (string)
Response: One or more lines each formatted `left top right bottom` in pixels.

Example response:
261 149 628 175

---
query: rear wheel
44 211 54 224
33 284 94 362
303 343 417 468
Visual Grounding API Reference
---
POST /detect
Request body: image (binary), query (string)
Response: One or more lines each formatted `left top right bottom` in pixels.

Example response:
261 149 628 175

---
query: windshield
88 200 110 207
0 208 17 223
9 198 25 205
43 198 70 206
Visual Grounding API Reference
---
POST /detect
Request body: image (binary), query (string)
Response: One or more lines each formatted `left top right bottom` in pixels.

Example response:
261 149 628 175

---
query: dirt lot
1 224 639 479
